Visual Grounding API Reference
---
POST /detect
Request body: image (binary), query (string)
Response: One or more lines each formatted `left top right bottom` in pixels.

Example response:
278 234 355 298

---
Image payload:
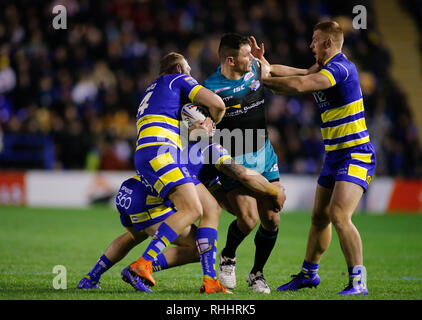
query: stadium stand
0 0 420 177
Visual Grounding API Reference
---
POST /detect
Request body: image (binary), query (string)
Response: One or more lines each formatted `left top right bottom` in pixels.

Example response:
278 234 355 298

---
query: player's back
136 74 203 151
316 53 370 152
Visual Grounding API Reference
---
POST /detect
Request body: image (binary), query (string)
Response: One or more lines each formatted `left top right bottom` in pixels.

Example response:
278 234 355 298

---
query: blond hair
314 20 344 49
159 52 185 75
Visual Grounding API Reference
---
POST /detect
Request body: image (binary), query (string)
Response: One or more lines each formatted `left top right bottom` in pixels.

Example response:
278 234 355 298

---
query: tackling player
262 20 376 295
78 119 285 293
130 51 227 293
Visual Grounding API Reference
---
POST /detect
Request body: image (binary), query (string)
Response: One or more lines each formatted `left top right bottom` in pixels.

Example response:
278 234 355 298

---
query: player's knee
238 212 259 232
178 198 203 222
261 211 280 231
329 207 351 230
311 211 330 229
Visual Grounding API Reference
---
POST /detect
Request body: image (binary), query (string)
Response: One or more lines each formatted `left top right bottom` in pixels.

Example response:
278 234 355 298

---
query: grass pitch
1 206 421 301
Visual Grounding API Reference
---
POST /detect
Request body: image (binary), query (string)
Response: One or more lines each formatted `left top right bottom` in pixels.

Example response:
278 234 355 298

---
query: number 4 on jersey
138 91 153 116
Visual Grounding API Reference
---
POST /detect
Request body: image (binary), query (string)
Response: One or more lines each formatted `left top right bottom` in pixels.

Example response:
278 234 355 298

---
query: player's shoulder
325 53 355 73
323 53 357 83
203 68 224 87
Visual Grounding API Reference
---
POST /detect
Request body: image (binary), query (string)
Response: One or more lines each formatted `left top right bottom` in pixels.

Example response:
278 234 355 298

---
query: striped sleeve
320 62 349 87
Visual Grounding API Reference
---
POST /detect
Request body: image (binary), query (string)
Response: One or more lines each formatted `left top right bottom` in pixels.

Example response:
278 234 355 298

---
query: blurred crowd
0 0 421 177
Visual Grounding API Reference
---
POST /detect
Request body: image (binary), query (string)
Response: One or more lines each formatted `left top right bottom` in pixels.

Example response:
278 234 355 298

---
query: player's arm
249 36 319 77
191 87 226 124
263 72 332 95
217 159 282 212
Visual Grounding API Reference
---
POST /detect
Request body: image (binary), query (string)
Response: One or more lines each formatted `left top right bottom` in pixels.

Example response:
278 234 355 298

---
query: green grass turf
0 206 421 300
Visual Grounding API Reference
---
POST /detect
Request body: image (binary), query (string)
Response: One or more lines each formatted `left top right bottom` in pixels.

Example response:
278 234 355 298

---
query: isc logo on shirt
233 84 245 93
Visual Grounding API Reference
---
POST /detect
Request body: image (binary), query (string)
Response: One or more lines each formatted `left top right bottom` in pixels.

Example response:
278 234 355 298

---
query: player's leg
329 181 368 295
218 186 259 289
78 228 148 289
193 183 231 293
127 182 203 287
277 184 332 291
247 181 284 294
150 223 200 271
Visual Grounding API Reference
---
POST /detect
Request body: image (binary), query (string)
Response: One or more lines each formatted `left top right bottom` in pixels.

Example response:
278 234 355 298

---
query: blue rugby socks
87 254 114 283
196 227 218 280
348 265 365 285
142 222 178 261
152 253 169 272
301 260 319 278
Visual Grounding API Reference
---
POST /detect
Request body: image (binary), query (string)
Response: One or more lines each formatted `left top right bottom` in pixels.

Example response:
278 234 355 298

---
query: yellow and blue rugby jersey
185 141 233 185
315 52 370 151
136 74 204 151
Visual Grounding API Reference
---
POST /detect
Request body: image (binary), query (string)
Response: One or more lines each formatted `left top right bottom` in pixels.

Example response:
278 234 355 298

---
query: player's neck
322 49 341 66
220 64 244 81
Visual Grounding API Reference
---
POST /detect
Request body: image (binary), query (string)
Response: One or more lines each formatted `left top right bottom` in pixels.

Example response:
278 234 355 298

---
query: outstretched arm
263 72 332 95
249 36 319 77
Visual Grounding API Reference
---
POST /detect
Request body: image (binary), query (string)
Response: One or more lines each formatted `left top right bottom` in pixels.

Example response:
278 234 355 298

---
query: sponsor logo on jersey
269 163 279 172
226 103 241 109
214 86 231 93
233 84 245 93
244 72 254 81
184 76 198 85
249 80 261 91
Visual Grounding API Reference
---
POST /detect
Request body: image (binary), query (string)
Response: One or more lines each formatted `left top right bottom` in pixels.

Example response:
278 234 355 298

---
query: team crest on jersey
244 72 254 81
249 80 261 91
184 76 198 86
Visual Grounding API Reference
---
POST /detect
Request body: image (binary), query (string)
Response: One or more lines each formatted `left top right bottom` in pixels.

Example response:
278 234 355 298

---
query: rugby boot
247 271 270 294
121 267 152 292
200 277 233 294
218 254 236 289
127 257 156 287
338 281 368 295
77 275 101 289
277 272 320 291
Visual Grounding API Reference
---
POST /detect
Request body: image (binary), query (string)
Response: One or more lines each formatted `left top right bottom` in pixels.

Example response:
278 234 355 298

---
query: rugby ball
181 103 208 127
181 103 216 140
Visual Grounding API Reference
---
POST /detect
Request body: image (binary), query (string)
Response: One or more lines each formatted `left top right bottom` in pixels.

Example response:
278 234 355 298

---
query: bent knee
261 211 280 231
238 212 259 232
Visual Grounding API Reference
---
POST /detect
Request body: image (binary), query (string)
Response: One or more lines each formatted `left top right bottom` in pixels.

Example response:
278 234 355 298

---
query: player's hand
249 36 265 60
188 118 214 141
307 63 321 74
270 184 286 213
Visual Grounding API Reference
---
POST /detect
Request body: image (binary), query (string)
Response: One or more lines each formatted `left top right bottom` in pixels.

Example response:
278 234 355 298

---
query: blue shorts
218 139 280 192
116 176 176 231
134 144 196 199
318 142 376 192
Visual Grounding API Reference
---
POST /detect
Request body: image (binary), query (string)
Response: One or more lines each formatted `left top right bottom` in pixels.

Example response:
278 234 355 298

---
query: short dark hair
218 33 251 61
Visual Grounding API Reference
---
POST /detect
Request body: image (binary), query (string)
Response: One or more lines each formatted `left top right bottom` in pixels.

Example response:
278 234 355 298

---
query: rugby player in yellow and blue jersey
130 52 227 293
77 120 285 293
263 20 375 295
